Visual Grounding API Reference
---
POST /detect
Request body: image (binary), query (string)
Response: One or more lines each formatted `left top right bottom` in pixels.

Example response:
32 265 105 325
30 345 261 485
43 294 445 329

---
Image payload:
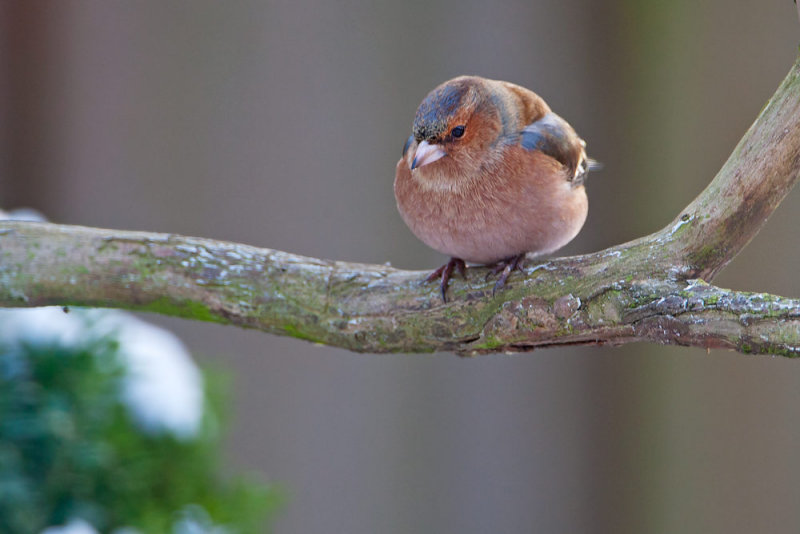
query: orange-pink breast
394 147 587 265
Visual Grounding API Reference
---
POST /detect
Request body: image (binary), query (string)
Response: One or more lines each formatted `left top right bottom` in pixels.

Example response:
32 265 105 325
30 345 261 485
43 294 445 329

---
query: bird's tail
572 155 602 187
586 157 603 172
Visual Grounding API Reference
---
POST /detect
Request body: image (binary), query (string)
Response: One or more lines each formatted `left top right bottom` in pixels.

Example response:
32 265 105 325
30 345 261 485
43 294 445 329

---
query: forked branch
1 58 799 356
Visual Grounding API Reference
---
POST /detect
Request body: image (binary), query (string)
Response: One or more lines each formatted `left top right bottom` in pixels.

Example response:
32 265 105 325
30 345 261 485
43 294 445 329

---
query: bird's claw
426 258 466 303
487 254 525 296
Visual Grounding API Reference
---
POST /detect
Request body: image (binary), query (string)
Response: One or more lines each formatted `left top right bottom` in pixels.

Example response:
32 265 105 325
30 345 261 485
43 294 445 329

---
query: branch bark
1 57 799 357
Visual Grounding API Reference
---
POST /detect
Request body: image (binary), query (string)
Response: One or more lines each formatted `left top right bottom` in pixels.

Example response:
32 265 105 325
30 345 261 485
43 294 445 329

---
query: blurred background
1 1 799 532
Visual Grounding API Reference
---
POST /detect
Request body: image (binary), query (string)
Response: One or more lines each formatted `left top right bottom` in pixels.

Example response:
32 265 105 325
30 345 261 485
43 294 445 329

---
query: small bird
394 76 596 302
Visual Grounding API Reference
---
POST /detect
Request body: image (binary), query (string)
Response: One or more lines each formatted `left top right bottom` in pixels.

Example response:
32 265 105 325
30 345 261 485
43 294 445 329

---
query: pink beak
411 140 446 170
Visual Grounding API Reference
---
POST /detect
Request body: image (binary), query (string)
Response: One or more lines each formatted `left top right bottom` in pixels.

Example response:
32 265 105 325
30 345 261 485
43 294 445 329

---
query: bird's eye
451 125 465 138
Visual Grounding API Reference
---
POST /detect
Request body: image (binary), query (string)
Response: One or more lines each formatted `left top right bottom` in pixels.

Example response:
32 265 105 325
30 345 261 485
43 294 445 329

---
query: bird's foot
486 253 526 296
426 257 466 303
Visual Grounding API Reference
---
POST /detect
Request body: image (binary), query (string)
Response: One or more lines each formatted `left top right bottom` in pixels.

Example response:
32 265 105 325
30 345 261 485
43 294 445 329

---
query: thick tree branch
1 58 799 356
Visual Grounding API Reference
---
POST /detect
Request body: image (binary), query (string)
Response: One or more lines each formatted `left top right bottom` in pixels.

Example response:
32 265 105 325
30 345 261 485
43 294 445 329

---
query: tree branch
1 57 799 356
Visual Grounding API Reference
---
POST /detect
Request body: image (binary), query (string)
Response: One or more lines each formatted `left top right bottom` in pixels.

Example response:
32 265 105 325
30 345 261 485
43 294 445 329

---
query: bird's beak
411 140 446 170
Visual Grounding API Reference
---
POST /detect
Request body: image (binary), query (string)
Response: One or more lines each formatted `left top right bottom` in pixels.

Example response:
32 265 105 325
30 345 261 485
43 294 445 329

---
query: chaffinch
394 75 597 302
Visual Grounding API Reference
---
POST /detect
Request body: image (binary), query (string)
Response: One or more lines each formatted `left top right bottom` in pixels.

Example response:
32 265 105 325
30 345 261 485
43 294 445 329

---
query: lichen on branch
1 57 799 357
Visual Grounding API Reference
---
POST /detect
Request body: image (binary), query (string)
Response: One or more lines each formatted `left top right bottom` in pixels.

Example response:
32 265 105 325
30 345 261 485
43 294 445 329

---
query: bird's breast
394 150 587 264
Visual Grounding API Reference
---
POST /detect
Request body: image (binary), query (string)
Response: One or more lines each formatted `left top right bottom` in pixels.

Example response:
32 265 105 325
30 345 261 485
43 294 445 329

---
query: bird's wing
518 112 592 185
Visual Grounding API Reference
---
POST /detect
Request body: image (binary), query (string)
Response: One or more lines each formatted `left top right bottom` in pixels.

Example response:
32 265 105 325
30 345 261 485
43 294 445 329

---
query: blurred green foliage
0 315 282 533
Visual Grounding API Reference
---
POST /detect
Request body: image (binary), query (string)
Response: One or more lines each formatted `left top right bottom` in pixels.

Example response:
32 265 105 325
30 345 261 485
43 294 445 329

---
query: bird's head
407 77 506 175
